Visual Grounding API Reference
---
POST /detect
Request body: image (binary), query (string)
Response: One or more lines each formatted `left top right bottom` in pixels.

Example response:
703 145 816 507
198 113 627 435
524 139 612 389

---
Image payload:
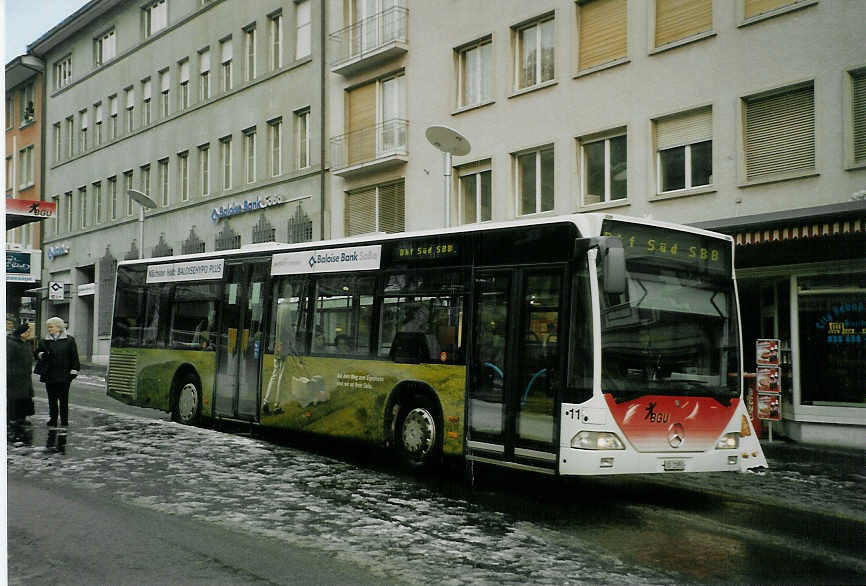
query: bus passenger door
214 261 269 420
468 268 563 472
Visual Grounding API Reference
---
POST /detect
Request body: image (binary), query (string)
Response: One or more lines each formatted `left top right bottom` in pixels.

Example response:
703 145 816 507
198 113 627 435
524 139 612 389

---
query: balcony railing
330 119 408 175
329 6 408 75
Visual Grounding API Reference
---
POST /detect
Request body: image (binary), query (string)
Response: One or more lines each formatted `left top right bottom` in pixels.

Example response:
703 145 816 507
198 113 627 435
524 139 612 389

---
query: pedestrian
35 317 80 427
6 319 36 426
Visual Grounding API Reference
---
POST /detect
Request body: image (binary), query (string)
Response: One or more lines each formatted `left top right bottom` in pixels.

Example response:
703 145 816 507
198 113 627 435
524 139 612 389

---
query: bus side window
269 277 311 358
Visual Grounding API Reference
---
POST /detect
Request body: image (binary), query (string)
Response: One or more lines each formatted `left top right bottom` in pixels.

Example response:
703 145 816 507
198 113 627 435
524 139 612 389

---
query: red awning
5 198 56 230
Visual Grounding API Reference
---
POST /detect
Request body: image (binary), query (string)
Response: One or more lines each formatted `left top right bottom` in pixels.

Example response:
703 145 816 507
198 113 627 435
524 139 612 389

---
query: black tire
394 396 442 469
172 373 201 425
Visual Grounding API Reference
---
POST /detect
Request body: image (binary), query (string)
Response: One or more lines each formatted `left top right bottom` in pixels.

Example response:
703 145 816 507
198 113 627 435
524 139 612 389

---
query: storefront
696 201 865 449
5 199 56 333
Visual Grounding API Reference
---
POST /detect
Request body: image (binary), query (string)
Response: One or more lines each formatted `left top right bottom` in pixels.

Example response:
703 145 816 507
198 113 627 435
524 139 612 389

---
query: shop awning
5 198 56 229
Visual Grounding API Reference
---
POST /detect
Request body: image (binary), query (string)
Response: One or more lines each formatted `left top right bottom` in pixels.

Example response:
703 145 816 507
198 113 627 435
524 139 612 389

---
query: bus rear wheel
395 398 441 468
173 374 201 426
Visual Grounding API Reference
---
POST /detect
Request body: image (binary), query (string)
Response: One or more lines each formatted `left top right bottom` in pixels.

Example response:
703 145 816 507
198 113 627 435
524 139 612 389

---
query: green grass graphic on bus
260 354 466 456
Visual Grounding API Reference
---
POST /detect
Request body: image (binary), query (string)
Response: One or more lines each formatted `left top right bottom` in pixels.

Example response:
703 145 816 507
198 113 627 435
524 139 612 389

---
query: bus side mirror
574 236 626 295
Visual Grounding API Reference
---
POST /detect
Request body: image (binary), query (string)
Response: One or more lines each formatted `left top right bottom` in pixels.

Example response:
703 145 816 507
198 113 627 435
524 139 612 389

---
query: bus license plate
663 459 685 471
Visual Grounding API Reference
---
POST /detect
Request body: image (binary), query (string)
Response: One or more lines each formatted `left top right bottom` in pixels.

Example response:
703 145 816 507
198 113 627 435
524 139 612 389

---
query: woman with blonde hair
35 317 80 427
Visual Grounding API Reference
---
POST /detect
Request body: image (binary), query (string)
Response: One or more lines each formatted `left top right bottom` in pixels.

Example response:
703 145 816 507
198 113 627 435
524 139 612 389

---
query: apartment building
5 55 48 327
30 0 324 364
324 0 865 448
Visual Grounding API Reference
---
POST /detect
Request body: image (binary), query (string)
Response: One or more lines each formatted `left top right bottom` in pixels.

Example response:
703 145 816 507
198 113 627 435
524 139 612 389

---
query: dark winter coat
36 334 81 384
6 333 35 401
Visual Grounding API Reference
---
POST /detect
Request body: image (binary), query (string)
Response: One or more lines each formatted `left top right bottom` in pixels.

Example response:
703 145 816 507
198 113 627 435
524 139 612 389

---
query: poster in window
757 392 781 421
756 338 780 366
756 366 780 394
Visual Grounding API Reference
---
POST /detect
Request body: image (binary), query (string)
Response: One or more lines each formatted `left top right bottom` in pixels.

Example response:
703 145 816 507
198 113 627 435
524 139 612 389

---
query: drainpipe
319 0 327 241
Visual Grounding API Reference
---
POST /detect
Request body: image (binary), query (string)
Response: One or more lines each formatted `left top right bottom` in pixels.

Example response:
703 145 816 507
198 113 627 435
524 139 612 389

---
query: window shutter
110 97 118 116
579 0 627 71
143 79 152 100
345 187 377 236
852 72 866 163
221 41 233 63
127 89 135 109
656 107 712 150
160 72 169 93
200 50 211 73
378 180 405 234
745 85 815 180
654 0 712 47
80 111 88 129
180 61 190 82
347 82 376 165
95 104 103 123
745 0 796 19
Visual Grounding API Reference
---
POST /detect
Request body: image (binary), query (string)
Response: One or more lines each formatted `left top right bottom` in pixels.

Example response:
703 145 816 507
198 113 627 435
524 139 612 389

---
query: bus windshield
599 222 739 404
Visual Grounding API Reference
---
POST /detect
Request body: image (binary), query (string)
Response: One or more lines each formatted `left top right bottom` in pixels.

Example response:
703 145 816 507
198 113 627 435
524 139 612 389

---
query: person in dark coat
6 320 36 425
36 316 80 427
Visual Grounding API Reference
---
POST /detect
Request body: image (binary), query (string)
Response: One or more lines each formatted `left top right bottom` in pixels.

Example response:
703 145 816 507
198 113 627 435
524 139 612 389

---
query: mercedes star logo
668 423 685 448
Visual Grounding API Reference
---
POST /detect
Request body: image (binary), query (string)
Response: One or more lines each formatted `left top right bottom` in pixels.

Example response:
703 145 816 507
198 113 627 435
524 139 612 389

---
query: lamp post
425 125 471 228
127 189 158 259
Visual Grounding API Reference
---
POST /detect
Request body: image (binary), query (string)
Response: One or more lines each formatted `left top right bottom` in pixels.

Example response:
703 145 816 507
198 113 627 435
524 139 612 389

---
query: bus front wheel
395 398 441 468
173 373 201 426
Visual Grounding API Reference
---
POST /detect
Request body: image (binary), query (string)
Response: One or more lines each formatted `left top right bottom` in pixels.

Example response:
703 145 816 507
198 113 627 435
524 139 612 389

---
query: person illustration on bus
263 298 296 414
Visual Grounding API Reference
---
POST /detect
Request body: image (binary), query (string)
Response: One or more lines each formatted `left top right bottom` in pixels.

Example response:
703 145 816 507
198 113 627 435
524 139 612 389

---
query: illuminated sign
47 244 71 260
601 220 731 275
210 194 299 223
394 240 459 261
146 259 225 283
6 251 40 283
272 245 381 275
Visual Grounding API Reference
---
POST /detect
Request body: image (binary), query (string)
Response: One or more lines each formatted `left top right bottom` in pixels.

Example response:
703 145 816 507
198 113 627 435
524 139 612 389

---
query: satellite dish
127 188 158 209
426 125 471 157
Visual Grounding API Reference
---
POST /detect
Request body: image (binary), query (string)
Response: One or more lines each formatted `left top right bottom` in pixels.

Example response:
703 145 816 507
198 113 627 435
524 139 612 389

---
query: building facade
31 0 325 364
5 55 46 327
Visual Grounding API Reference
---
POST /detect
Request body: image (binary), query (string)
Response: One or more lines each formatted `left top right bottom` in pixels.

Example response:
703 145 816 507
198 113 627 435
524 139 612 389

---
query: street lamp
425 125 471 228
127 189 158 259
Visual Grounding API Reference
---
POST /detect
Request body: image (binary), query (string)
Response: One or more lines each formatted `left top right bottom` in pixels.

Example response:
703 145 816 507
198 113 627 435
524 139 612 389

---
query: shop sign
77 283 96 296
146 259 225 283
814 301 866 345
210 193 298 223
6 198 56 219
48 281 65 301
6 251 40 283
47 244 71 260
272 245 381 276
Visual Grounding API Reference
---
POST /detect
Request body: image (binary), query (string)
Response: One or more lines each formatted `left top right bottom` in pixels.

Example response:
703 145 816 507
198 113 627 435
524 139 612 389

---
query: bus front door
468 268 563 473
214 262 269 420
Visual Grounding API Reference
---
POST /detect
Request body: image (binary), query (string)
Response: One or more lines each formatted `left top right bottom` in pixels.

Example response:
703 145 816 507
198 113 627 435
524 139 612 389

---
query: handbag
33 358 46 376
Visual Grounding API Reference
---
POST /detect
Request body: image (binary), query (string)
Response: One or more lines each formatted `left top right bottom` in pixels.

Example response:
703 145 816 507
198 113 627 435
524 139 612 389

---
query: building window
458 162 492 224
458 38 492 109
108 95 118 139
514 15 554 91
53 123 62 162
51 195 60 235
744 84 814 181
144 0 168 38
126 88 135 133
296 0 311 59
244 25 256 82
655 107 712 193
269 118 282 176
345 180 405 236
243 128 256 184
199 49 211 101
270 12 283 69
158 158 170 206
655 0 712 48
5 97 13 129
850 69 866 165
581 131 627 205
199 144 210 196
124 170 134 216
220 136 232 190
295 108 310 169
141 164 151 199
108 176 118 220
65 192 74 233
5 157 12 195
94 182 104 224
17 146 34 188
515 145 554 215
220 39 233 92
54 55 72 90
79 110 88 153
66 117 74 158
20 84 35 123
158 72 169 118
79 186 89 229
179 60 190 109
94 103 104 146
745 0 805 20
95 29 116 66
578 0 627 71
178 151 189 201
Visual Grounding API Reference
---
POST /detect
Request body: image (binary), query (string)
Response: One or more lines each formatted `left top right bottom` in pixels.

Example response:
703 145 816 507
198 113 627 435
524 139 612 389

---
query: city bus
106 213 767 475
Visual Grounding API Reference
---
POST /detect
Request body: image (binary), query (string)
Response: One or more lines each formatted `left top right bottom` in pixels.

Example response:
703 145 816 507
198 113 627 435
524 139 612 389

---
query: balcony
330 119 408 177
329 6 408 76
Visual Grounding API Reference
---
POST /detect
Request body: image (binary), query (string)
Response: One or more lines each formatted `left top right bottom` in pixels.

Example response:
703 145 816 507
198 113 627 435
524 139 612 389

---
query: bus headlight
715 433 739 450
571 431 625 450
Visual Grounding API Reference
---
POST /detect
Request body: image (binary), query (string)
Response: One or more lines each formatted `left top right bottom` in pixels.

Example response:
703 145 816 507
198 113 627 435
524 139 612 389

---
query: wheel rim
177 382 199 423
401 407 436 460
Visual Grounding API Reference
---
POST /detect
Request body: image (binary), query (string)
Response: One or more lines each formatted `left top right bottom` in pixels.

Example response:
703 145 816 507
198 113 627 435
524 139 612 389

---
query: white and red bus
107 213 767 475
